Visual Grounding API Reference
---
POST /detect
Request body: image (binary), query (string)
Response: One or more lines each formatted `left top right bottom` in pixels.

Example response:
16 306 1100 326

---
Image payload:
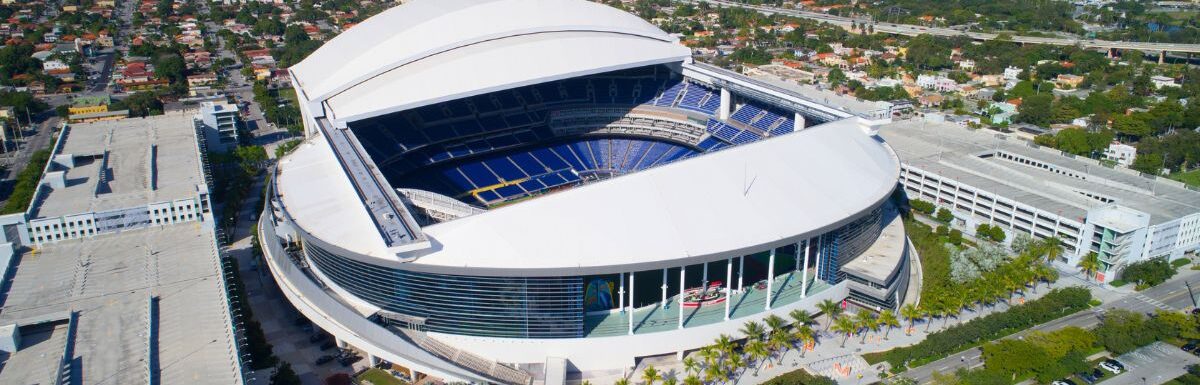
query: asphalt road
0 115 59 209
901 270 1200 383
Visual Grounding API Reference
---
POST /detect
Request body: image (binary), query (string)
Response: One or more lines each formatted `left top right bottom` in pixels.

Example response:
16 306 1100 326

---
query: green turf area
1170 169 1200 187
357 368 406 385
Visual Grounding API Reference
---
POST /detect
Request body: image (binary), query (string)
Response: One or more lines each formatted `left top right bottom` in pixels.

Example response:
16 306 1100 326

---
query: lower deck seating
396 138 698 206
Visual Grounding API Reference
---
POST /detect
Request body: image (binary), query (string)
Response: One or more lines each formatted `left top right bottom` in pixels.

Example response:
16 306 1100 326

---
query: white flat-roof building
0 111 212 246
883 120 1200 283
1104 141 1137 167
261 0 907 382
0 111 241 385
198 101 239 151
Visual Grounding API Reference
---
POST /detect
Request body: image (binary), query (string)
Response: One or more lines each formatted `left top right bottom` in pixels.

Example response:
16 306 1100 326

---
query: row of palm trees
604 237 1070 385
607 304 909 385
897 236 1067 337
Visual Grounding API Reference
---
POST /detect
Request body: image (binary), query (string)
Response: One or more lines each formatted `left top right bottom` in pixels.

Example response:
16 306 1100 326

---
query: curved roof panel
291 0 688 117
276 118 900 275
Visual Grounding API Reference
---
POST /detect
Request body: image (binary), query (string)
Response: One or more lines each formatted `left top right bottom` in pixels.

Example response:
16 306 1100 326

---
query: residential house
1003 66 1023 81
1104 142 1137 166
1151 75 1180 89
1055 74 1085 89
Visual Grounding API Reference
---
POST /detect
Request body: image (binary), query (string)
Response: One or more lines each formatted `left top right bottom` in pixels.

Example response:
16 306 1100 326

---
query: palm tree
583 381 592 385
768 327 793 363
794 325 815 357
703 363 727 384
641 366 660 385
662 377 677 385
714 334 735 361
745 339 769 374
832 316 857 347
878 309 900 339
682 356 698 376
698 346 718 367
727 353 745 380
924 305 941 332
943 305 961 328
764 314 786 336
615 378 630 385
788 309 813 329
900 303 922 335
1042 236 1064 264
1078 252 1101 281
854 311 878 344
817 299 843 330
683 375 701 385
740 321 765 342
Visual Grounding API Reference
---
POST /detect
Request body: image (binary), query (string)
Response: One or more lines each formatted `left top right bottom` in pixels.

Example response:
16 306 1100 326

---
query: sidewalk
588 260 1143 385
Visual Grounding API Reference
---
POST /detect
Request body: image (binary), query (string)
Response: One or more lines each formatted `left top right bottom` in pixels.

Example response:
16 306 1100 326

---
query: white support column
814 236 823 281
738 256 745 291
702 262 709 290
794 112 806 130
661 269 668 309
766 248 776 310
628 272 635 335
618 273 625 313
718 88 732 121
724 258 733 320
369 354 380 366
802 238 811 298
678 266 686 329
335 337 347 349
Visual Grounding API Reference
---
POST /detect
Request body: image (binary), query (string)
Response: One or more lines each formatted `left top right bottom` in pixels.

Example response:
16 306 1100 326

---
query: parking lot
1100 342 1200 385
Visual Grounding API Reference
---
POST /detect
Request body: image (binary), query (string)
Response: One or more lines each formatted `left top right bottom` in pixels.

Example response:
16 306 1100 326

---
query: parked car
1077 372 1098 384
1183 343 1198 352
1104 358 1125 371
315 355 335 365
320 341 336 351
1052 379 1077 385
1091 368 1105 379
1099 360 1122 374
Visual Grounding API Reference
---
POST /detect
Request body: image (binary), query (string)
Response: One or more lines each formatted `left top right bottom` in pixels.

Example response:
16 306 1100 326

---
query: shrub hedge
864 287 1092 369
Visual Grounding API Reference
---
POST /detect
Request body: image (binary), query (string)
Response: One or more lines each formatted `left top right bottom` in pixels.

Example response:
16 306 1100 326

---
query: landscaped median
863 287 1093 372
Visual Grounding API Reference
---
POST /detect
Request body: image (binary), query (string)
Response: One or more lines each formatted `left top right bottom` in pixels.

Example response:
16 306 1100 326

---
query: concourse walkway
585 271 831 337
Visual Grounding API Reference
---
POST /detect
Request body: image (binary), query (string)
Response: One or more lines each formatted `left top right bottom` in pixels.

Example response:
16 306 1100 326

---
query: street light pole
1186 280 1197 308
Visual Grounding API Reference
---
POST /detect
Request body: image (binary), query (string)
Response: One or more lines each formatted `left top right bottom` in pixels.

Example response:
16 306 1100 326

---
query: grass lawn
357 368 406 385
1169 169 1200 188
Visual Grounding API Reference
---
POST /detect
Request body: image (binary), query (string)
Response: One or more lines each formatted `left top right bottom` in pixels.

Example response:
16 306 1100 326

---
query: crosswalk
1133 294 1175 311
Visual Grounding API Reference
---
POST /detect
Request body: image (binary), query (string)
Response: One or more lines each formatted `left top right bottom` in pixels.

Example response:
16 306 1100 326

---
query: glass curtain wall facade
306 243 585 338
303 207 881 339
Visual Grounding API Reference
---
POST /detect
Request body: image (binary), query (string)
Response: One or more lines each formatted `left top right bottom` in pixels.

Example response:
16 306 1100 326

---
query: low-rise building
1151 75 1180 89
1055 74 1085 89
197 101 239 151
884 121 1200 283
1003 66 1023 81
1104 141 1137 167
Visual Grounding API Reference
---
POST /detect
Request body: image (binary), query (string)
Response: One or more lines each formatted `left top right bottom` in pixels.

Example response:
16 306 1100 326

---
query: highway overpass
680 0 1200 55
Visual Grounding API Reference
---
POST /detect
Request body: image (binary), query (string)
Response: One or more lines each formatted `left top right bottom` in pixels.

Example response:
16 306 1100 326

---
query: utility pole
1186 280 1197 308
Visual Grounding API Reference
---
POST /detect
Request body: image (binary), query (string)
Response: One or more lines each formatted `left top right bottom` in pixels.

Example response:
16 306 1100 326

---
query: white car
1099 361 1122 374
